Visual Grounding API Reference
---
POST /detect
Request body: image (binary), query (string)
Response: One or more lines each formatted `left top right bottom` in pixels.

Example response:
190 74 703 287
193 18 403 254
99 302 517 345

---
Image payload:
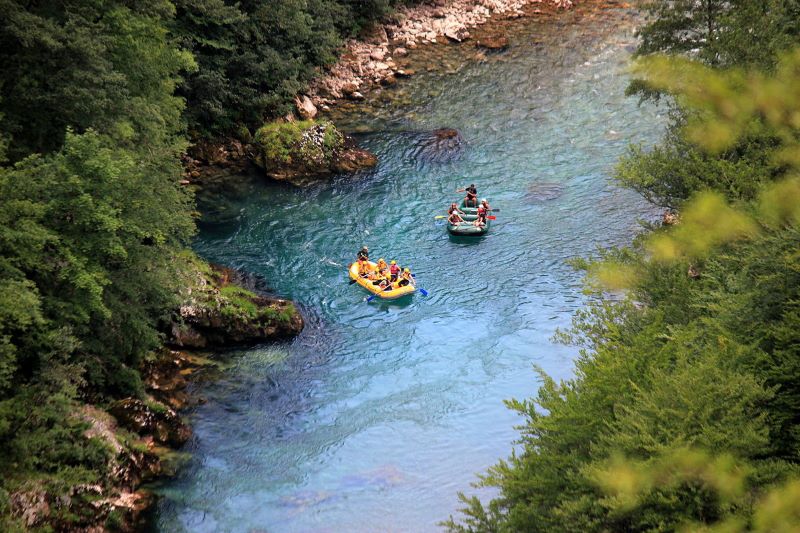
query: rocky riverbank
306 0 576 109
8 259 304 531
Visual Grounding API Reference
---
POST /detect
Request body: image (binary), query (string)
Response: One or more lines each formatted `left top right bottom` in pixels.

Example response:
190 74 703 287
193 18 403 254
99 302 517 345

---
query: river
153 4 664 532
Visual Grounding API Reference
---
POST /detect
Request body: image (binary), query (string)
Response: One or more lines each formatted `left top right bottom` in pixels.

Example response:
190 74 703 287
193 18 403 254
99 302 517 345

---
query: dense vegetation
0 0 411 528
175 0 418 137
446 1 800 531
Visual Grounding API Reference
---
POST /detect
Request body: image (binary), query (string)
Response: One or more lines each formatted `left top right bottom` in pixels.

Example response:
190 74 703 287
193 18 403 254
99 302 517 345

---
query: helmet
390 260 396 265
361 245 368 250
379 258 385 262
481 198 487 203
404 268 410 272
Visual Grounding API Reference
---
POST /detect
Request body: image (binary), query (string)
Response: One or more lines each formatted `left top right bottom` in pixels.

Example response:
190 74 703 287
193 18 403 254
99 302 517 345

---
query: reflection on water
155 4 665 533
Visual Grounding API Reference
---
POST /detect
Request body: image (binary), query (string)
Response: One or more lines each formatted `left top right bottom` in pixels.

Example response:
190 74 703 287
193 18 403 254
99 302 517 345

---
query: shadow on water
447 234 488 246
368 294 416 311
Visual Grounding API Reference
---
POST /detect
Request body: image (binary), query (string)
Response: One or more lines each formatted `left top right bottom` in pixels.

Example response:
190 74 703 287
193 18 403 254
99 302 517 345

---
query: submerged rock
404 128 466 164
476 34 510 51
525 182 565 202
333 143 379 173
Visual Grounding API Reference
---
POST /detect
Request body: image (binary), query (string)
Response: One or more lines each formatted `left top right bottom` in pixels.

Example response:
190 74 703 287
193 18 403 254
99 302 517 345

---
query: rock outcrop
109 399 191 448
9 405 167 531
182 138 252 183
251 120 377 187
169 262 304 349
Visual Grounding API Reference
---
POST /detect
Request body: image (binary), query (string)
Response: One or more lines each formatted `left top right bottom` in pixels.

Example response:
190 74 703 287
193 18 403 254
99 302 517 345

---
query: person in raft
397 268 414 287
389 260 401 282
475 199 489 226
448 202 464 216
371 269 390 286
372 267 392 288
456 184 478 207
357 246 369 261
375 258 389 275
480 198 492 212
358 256 372 278
448 209 464 226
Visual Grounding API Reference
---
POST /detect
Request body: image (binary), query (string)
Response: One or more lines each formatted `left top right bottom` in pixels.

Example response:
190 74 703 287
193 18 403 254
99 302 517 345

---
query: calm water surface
155 5 665 532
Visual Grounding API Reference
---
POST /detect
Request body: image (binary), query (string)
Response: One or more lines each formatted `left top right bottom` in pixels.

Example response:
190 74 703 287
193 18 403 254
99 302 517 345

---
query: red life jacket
390 264 400 275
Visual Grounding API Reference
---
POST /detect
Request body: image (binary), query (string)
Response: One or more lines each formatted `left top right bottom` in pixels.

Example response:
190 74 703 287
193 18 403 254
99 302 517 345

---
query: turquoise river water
154 5 666 532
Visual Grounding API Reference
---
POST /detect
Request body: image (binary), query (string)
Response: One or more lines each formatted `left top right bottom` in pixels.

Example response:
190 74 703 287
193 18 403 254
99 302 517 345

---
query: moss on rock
169 253 304 348
252 119 375 186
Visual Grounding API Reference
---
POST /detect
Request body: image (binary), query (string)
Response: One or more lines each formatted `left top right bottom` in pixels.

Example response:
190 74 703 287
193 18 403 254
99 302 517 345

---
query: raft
349 261 417 299
447 199 490 236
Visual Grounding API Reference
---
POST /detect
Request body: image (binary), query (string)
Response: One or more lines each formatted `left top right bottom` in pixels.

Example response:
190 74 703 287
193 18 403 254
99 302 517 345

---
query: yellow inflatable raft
349 261 416 299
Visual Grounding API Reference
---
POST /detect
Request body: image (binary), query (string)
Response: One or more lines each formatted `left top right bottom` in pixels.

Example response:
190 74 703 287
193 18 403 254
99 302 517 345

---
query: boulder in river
251 120 377 187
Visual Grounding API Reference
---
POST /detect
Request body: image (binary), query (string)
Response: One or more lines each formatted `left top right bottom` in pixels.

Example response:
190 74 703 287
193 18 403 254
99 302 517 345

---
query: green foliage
218 285 297 324
0 0 194 161
593 450 800 533
617 118 786 209
219 285 261 319
447 43 800 533
255 120 316 166
629 0 800 101
635 0 800 70
0 3 200 524
175 0 417 137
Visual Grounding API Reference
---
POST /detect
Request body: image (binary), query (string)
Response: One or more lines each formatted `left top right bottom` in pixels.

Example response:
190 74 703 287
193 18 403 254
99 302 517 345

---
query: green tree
0 0 193 160
635 0 800 69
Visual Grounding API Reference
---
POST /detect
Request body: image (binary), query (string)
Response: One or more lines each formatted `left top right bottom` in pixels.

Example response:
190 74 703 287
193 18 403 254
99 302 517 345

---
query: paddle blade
488 215 497 220
349 278 358 284
419 288 428 296
434 215 447 220
366 293 378 302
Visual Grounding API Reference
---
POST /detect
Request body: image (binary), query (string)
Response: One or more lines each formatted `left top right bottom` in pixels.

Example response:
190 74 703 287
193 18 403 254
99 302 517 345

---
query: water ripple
156 5 664 533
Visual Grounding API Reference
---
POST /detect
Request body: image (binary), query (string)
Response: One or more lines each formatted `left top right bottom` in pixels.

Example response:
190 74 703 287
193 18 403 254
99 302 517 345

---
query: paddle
366 283 393 302
488 215 497 220
409 274 429 296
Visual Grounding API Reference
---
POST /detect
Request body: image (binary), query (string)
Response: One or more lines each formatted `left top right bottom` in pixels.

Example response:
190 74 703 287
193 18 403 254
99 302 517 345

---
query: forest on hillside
0 1 413 529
